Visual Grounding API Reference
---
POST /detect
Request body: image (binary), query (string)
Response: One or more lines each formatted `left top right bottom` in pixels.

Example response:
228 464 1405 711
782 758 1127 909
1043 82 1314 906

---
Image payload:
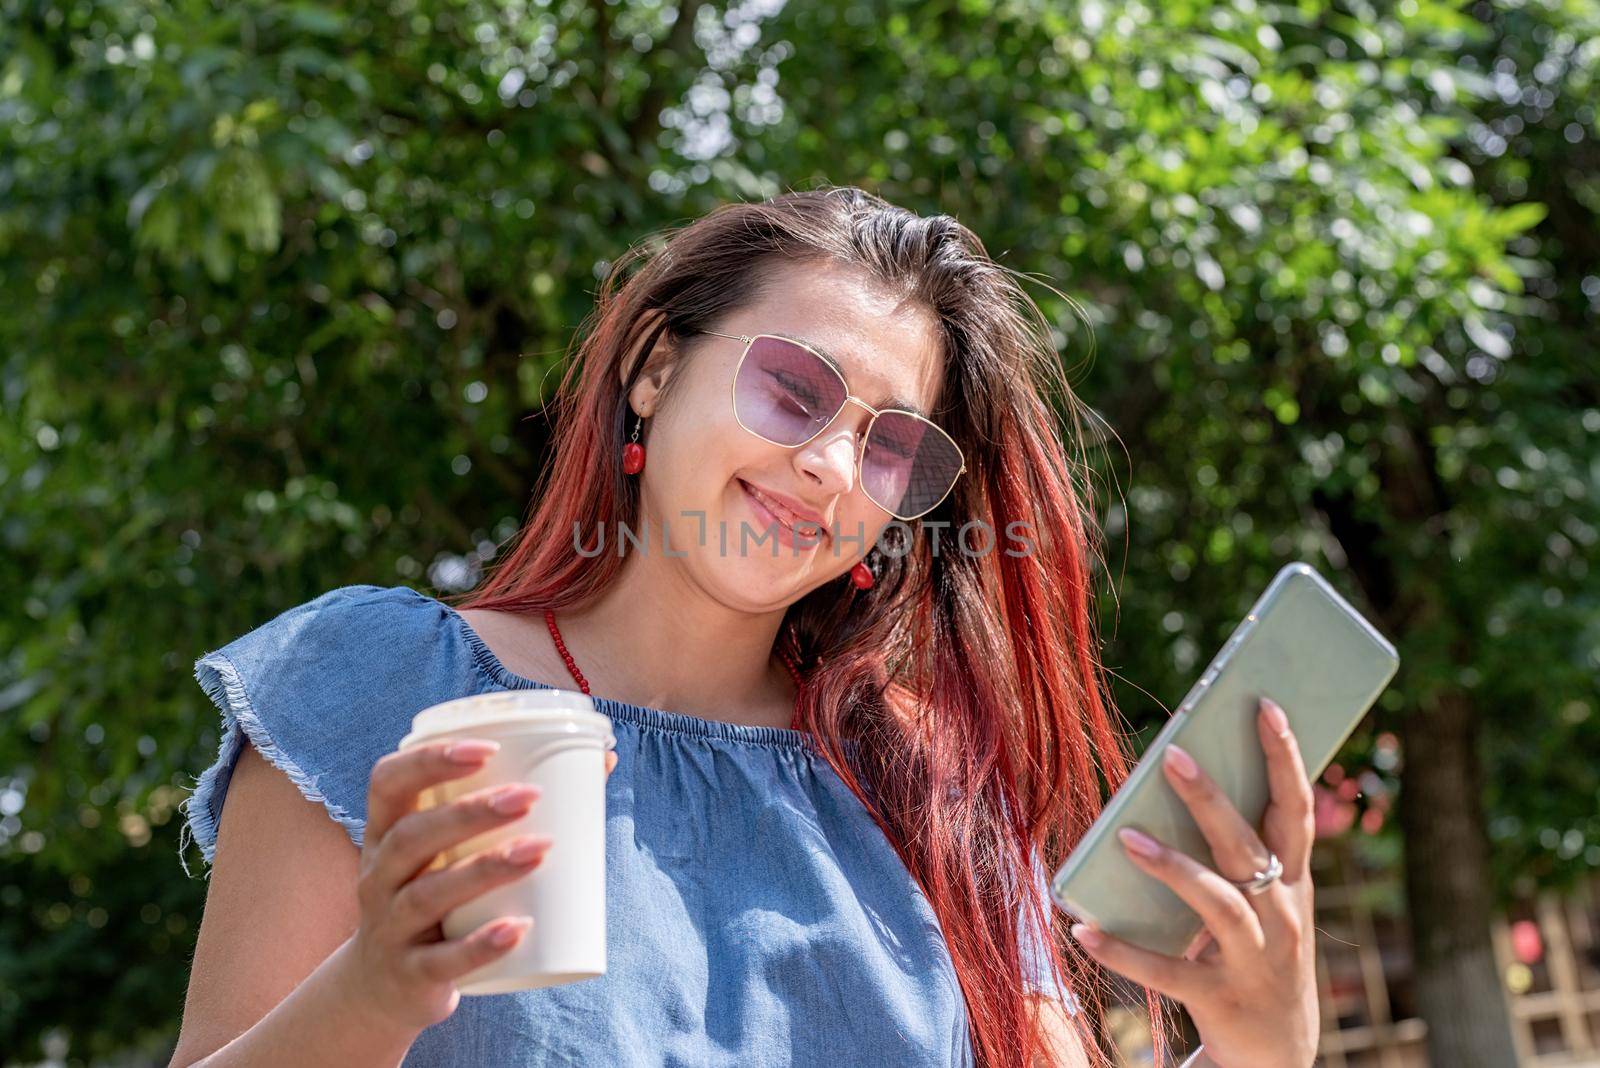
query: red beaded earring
850 560 874 590
621 412 645 475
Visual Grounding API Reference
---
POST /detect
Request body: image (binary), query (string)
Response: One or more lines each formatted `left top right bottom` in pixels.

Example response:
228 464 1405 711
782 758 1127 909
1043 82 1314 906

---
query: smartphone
1049 561 1400 958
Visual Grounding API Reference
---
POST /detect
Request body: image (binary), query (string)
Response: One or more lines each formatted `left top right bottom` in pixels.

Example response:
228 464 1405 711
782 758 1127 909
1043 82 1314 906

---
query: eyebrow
780 333 931 420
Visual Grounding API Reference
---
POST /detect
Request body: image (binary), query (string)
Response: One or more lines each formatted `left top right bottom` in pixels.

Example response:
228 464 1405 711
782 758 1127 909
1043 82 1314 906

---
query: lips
739 479 828 541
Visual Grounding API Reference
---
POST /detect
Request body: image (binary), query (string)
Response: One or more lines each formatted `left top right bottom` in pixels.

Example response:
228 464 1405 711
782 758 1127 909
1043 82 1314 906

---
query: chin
699 555 812 615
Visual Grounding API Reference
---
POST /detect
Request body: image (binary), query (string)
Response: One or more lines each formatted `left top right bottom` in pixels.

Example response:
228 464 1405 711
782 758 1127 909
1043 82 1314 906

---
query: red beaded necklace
543 608 807 733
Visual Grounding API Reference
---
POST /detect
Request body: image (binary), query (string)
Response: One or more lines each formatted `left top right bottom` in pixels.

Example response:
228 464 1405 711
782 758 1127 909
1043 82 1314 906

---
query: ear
618 308 679 418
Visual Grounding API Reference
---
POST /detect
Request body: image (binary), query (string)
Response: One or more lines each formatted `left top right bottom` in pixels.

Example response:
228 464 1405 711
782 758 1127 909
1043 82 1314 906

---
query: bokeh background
2 0 1597 1064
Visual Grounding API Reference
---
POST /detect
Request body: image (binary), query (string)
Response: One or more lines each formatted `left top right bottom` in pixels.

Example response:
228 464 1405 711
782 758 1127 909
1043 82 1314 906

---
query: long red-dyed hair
451 186 1171 1067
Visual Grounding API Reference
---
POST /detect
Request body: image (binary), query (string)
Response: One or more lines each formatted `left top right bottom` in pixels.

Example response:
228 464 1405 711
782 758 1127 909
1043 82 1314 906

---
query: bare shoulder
1030 993 1093 1068
455 606 515 645
170 740 361 1064
456 607 566 685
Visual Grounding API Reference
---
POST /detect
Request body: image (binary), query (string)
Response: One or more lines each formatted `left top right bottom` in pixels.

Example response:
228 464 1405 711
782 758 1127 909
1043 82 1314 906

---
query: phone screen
1049 562 1399 957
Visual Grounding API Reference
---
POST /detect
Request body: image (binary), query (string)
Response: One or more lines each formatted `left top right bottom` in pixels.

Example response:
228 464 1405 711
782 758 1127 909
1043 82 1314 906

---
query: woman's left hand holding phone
1065 698 1321 1068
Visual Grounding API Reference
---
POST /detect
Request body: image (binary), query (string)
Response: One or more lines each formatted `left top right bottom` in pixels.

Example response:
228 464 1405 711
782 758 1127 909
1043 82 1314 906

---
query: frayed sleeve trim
1021 846 1081 1016
177 649 365 877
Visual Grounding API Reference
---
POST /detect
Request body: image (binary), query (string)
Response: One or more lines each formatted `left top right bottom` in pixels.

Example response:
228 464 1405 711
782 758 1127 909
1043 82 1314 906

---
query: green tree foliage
1 0 1594 1062
1456 0 1599 895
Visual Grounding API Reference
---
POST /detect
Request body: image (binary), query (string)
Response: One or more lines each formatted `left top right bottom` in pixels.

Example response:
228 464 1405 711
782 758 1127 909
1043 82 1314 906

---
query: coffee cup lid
399 689 614 750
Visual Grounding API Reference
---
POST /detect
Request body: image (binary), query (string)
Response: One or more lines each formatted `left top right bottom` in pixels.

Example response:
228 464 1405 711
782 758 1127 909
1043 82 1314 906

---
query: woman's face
627 259 947 613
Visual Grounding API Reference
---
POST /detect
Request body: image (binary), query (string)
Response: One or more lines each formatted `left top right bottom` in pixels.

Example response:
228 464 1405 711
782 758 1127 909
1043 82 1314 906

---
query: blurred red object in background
1314 782 1357 838
1510 919 1544 965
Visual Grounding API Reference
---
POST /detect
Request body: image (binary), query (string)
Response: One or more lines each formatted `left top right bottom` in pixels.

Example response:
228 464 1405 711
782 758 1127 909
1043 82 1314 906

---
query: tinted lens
733 335 847 446
862 411 963 518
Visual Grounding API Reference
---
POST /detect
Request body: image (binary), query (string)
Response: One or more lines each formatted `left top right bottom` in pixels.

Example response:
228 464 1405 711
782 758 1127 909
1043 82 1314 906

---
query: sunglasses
700 330 967 521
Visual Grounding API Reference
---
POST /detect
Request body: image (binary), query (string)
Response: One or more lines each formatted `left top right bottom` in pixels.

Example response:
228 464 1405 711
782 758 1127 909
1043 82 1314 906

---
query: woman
171 187 1319 1067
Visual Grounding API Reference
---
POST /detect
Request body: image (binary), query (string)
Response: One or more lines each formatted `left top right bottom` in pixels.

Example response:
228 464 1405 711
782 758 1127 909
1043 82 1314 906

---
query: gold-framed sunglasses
700 330 967 521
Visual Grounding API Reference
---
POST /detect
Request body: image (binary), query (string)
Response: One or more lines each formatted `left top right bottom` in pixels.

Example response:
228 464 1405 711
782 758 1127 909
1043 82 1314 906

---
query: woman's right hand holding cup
335 738 614 1033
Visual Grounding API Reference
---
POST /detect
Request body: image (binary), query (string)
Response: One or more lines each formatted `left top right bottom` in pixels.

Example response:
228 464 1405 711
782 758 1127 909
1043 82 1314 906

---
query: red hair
450 187 1170 1067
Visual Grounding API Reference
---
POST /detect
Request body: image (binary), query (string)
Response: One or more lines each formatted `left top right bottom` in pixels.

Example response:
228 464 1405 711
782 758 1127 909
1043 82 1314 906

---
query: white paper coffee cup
397 689 615 995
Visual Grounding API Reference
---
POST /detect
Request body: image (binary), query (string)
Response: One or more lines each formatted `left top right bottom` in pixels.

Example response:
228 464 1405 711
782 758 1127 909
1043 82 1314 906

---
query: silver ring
1226 851 1282 895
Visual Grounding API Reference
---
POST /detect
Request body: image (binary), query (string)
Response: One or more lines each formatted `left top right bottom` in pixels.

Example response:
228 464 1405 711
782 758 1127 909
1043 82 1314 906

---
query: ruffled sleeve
177 584 476 876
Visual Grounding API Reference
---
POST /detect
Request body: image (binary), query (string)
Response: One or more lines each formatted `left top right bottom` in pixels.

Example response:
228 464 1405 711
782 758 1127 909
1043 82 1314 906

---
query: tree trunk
1308 407 1521 1065
1394 687 1519 1066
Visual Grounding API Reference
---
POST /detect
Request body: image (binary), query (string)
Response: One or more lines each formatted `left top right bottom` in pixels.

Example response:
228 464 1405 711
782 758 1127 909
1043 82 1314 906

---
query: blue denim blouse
179 584 1077 1066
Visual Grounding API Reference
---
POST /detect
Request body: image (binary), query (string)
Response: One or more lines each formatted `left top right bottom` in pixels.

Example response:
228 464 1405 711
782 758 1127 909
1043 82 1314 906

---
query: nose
794 406 869 499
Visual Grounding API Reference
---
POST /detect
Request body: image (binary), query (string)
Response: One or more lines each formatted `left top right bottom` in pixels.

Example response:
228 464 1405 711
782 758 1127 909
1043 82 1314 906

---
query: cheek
646 390 740 477
831 506 889 560
645 409 773 532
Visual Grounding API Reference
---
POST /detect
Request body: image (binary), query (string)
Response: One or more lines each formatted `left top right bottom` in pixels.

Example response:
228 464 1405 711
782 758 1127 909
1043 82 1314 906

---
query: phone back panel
1050 562 1399 957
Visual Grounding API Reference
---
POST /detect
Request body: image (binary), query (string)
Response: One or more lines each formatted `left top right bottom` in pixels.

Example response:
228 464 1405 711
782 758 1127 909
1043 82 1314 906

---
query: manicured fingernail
491 784 539 813
1164 744 1198 781
1119 827 1161 857
1261 698 1290 736
504 837 551 864
490 916 532 947
447 740 501 764
1070 923 1103 948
